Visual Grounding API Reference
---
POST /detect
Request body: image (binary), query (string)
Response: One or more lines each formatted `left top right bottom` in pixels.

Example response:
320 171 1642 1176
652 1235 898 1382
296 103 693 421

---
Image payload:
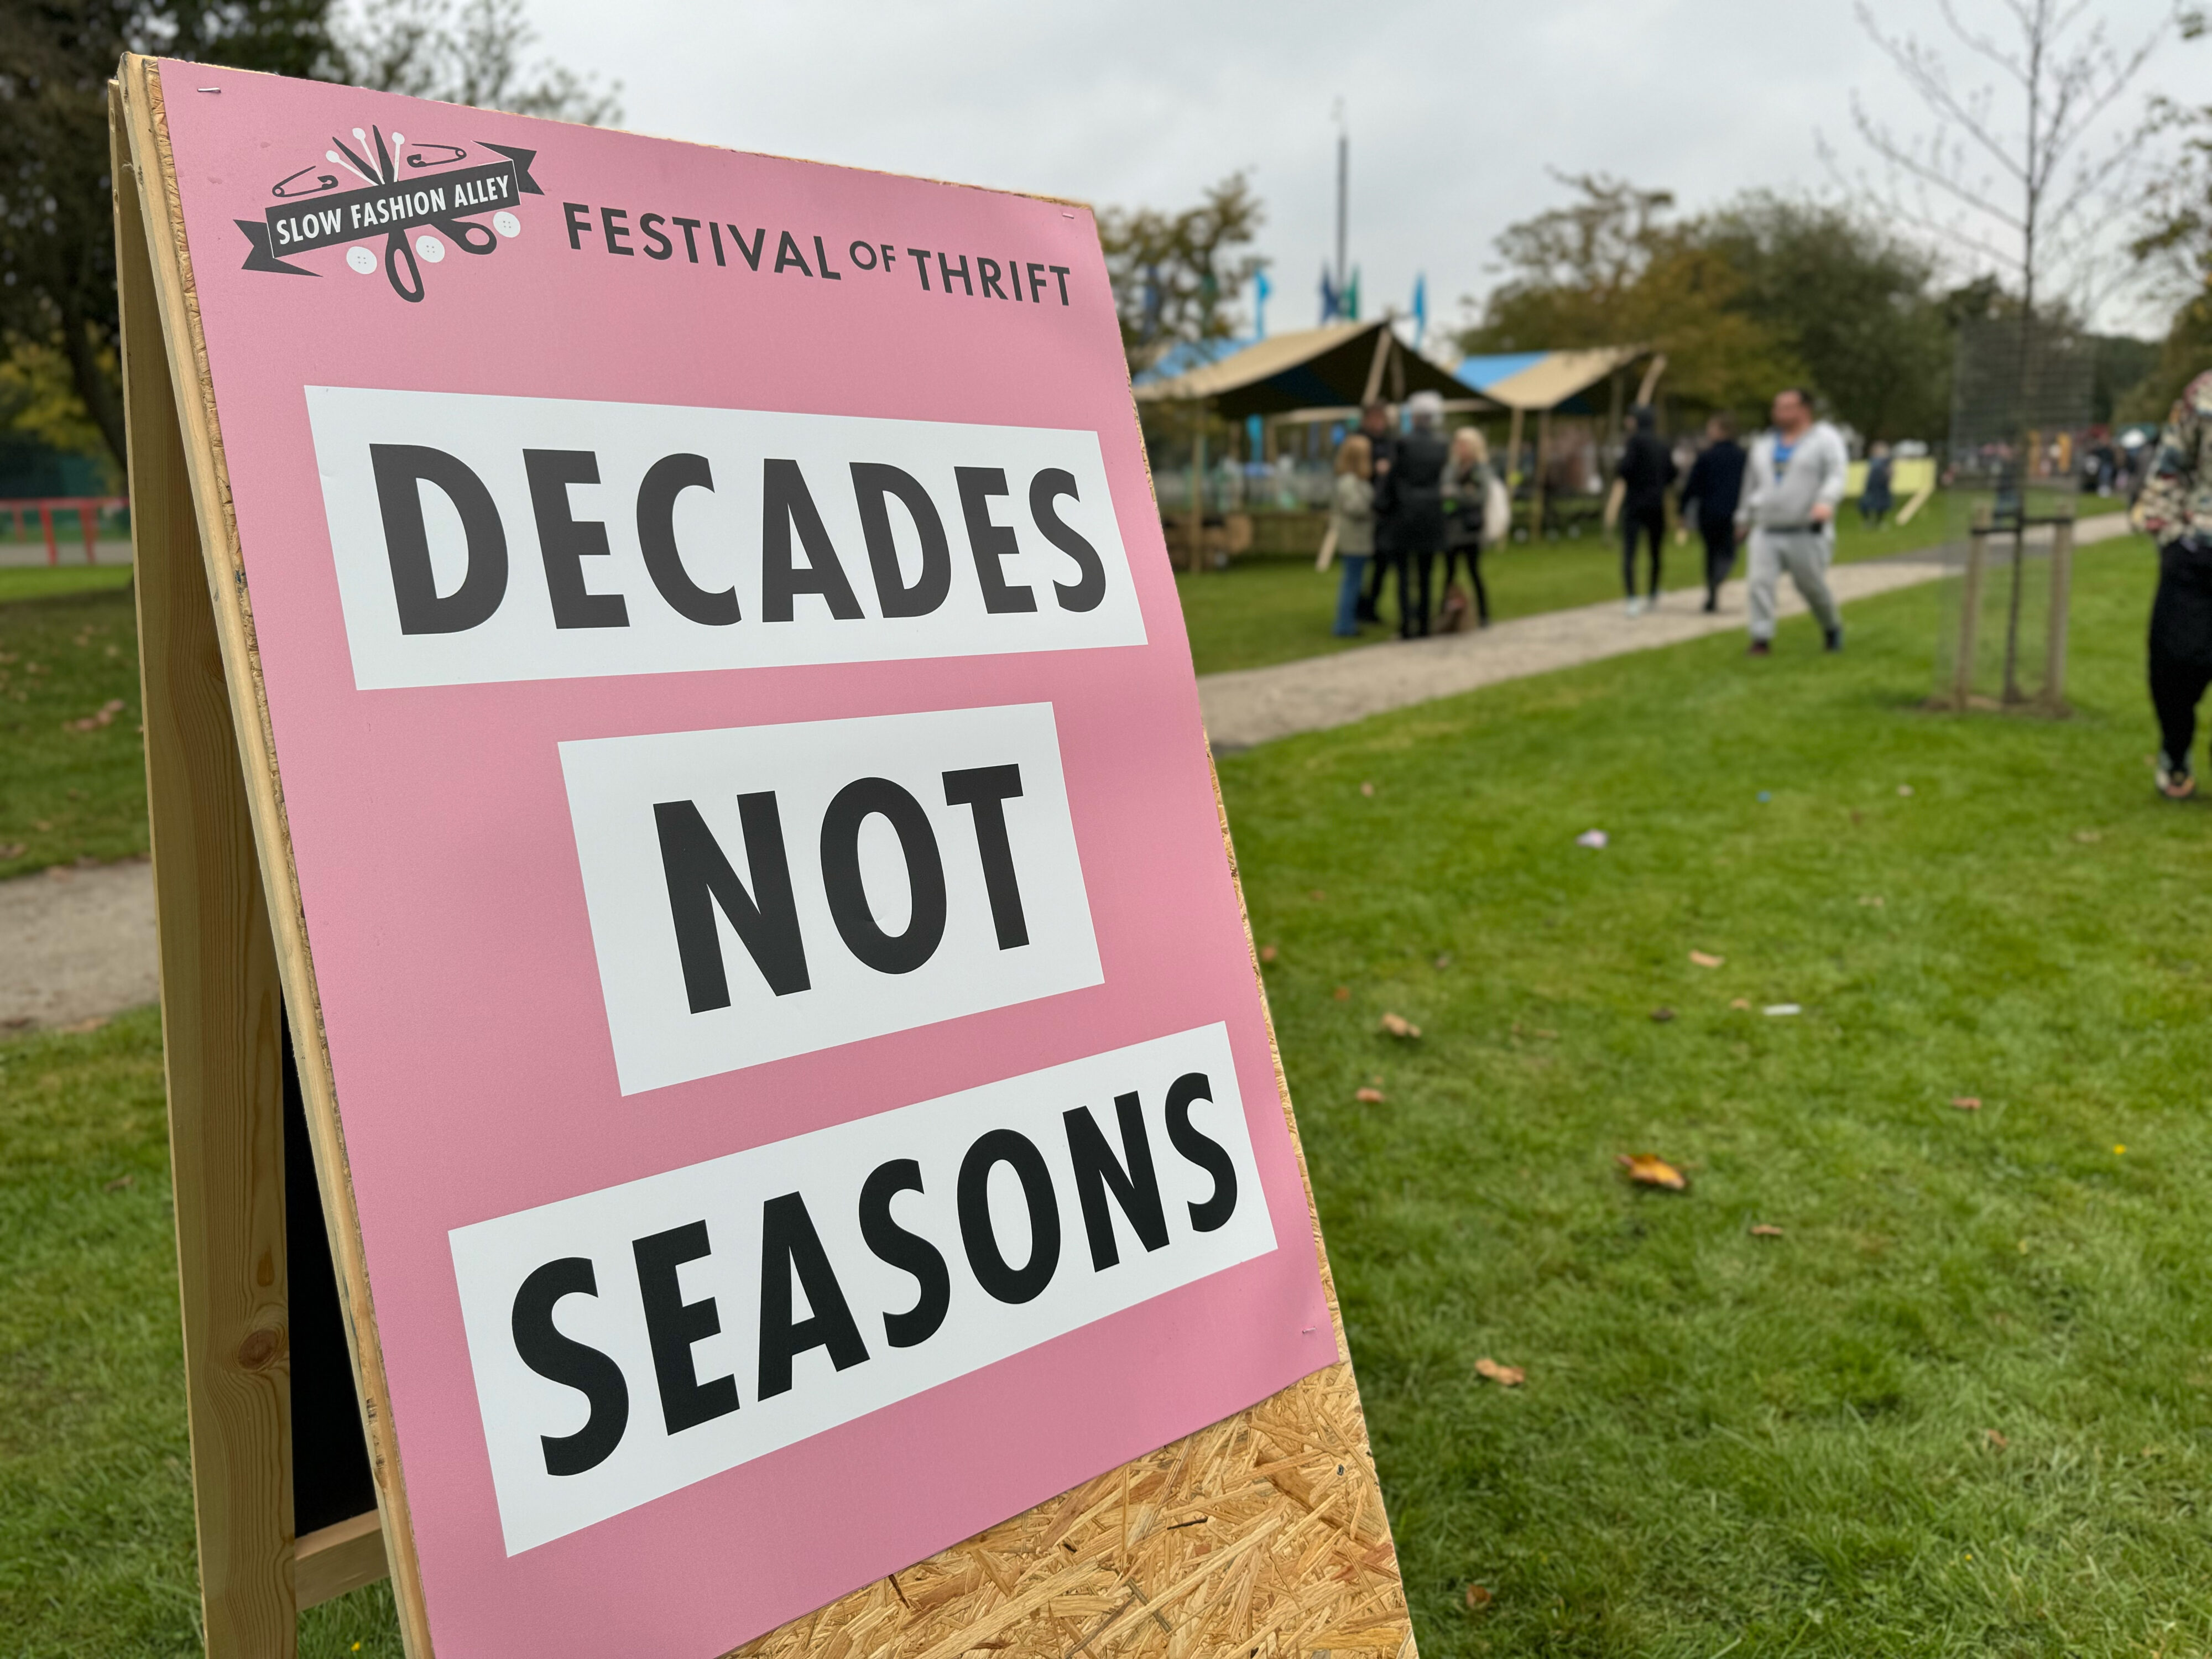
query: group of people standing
1329 390 1497 639
1326 386 1854 656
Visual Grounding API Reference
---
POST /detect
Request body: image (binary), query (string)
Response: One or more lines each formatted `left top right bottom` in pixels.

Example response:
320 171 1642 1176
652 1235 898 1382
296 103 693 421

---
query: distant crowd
1327 385 1871 655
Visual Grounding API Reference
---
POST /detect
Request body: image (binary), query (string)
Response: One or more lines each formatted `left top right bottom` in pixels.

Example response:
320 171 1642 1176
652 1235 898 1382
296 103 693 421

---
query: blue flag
1411 273 1427 348
1254 268 1272 338
1318 264 1337 323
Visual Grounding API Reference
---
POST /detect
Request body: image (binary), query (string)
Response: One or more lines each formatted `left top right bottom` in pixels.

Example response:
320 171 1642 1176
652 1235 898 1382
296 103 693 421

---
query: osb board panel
732 801 1415 1659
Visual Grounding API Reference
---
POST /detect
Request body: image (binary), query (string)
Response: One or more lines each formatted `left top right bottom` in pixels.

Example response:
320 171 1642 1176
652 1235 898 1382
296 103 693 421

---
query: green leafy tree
1099 173 1265 378
1457 174 1804 421
1698 195 1953 440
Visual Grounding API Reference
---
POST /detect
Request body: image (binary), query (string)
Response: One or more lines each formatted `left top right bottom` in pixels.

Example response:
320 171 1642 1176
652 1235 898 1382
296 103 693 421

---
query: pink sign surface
158 62 1333 1658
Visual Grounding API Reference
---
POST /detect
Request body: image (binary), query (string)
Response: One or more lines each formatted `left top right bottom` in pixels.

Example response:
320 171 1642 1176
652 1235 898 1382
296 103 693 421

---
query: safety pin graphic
404 141 469 170
271 164 340 199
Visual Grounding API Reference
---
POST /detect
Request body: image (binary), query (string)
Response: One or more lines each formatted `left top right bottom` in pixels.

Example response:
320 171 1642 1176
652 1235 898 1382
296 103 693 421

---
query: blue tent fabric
1452 352 1549 393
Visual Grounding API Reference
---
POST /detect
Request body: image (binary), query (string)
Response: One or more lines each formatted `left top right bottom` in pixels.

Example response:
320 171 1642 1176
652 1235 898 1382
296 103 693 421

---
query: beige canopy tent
1134 320 1485 570
1451 346 1666 538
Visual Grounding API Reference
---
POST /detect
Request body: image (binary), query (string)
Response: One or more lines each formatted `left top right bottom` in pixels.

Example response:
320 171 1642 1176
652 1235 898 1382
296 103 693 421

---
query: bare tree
336 0 621 124
1840 1 2173 321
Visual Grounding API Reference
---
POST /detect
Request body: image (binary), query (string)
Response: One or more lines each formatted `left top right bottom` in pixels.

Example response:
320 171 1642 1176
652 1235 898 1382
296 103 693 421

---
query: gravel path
1198 514 2134 750
0 514 2135 1032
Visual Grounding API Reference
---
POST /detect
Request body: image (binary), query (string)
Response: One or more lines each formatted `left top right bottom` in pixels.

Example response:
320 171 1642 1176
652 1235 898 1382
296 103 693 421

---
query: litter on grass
1764 1003 1801 1016
1618 1152 1688 1191
1575 828 1608 849
1474 1358 1526 1387
1689 950 1725 968
1379 1012 1421 1039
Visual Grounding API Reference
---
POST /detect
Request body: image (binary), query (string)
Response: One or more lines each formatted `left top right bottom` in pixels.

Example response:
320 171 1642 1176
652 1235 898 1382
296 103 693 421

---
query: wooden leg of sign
114 91 298 1657
117 59 433 1657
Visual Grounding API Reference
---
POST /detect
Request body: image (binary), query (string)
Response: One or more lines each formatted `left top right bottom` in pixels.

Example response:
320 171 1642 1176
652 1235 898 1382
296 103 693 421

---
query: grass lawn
0 581 148 875
1178 494 1965 677
9 536 2210 1656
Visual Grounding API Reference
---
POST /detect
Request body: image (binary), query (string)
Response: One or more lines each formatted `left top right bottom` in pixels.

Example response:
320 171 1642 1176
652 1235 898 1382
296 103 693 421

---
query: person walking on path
1859 441 1895 525
1737 388 1848 656
1329 434 1378 639
1390 392 1451 638
1355 402 1400 626
1678 413 1748 614
1440 425 1495 628
1614 405 1676 616
2131 368 2212 799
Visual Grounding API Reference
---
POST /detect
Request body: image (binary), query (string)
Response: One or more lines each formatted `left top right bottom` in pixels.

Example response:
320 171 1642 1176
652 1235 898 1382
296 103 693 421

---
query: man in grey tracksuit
1735 388 1849 655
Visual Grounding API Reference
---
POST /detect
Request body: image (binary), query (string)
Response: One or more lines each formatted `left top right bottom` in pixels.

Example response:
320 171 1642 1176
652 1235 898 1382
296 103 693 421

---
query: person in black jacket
1355 402 1399 625
1391 391 1451 637
1614 405 1677 615
1678 413 1749 613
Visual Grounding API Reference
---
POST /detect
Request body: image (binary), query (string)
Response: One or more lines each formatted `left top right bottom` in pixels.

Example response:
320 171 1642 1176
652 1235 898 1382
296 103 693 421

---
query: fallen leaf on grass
1434 952 1453 969
1984 1429 2009 1450
1897 784 1914 797
1730 997 1751 1010
1309 889 1327 902
1464 1585 1493 1611
1950 1096 1982 1111
1750 1223 1783 1238
1474 1358 1525 1386
1332 985 1350 1001
1689 950 1725 968
2074 828 2103 844
1359 780 1375 797
1355 1087 1385 1104
1651 1006 1676 1022
103 1174 135 1192
1532 1027 1558 1040
1380 1011 1421 1039
63 698 127 733
1858 894 1885 907
1618 1152 1688 1191
1575 828 1609 849
0 843 24 860
1259 945 1277 963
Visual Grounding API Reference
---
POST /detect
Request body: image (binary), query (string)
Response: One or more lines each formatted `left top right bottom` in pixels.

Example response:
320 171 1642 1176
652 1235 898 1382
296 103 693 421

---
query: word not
449 1023 1277 1554
306 387 1146 689
561 702 1102 1094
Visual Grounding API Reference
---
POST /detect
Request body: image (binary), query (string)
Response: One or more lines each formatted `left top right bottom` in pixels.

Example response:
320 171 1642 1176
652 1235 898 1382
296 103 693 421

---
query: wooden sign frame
112 53 1417 1659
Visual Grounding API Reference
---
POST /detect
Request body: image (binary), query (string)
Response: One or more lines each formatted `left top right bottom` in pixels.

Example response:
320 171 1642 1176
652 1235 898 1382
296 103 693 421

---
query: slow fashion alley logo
237 124 542 304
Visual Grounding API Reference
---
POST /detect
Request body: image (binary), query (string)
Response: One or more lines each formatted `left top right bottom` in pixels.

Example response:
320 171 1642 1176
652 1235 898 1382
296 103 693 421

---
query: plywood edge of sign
729 770 1416 1659
112 82 301 1657
115 54 435 1659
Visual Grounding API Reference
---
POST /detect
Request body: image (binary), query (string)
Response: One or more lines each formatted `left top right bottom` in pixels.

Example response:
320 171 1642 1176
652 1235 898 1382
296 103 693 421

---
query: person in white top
1734 387 1849 656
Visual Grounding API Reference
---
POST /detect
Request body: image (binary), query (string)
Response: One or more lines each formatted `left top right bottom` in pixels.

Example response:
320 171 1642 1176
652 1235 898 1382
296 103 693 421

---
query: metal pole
1334 114 1347 301
1189 405 1206 574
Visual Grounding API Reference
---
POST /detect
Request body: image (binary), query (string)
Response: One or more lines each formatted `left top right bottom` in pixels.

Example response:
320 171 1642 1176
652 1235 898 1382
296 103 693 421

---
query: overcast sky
528 0 2195 340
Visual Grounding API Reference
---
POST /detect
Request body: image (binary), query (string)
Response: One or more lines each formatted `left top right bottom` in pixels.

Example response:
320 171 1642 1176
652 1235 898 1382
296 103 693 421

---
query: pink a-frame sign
137 58 1339 1659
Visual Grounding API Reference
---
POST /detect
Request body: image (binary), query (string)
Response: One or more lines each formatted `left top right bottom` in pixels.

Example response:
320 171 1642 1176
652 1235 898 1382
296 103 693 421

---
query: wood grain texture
727 771 1416 1659
116 56 435 1659
114 85 299 1659
297 1511 392 1610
